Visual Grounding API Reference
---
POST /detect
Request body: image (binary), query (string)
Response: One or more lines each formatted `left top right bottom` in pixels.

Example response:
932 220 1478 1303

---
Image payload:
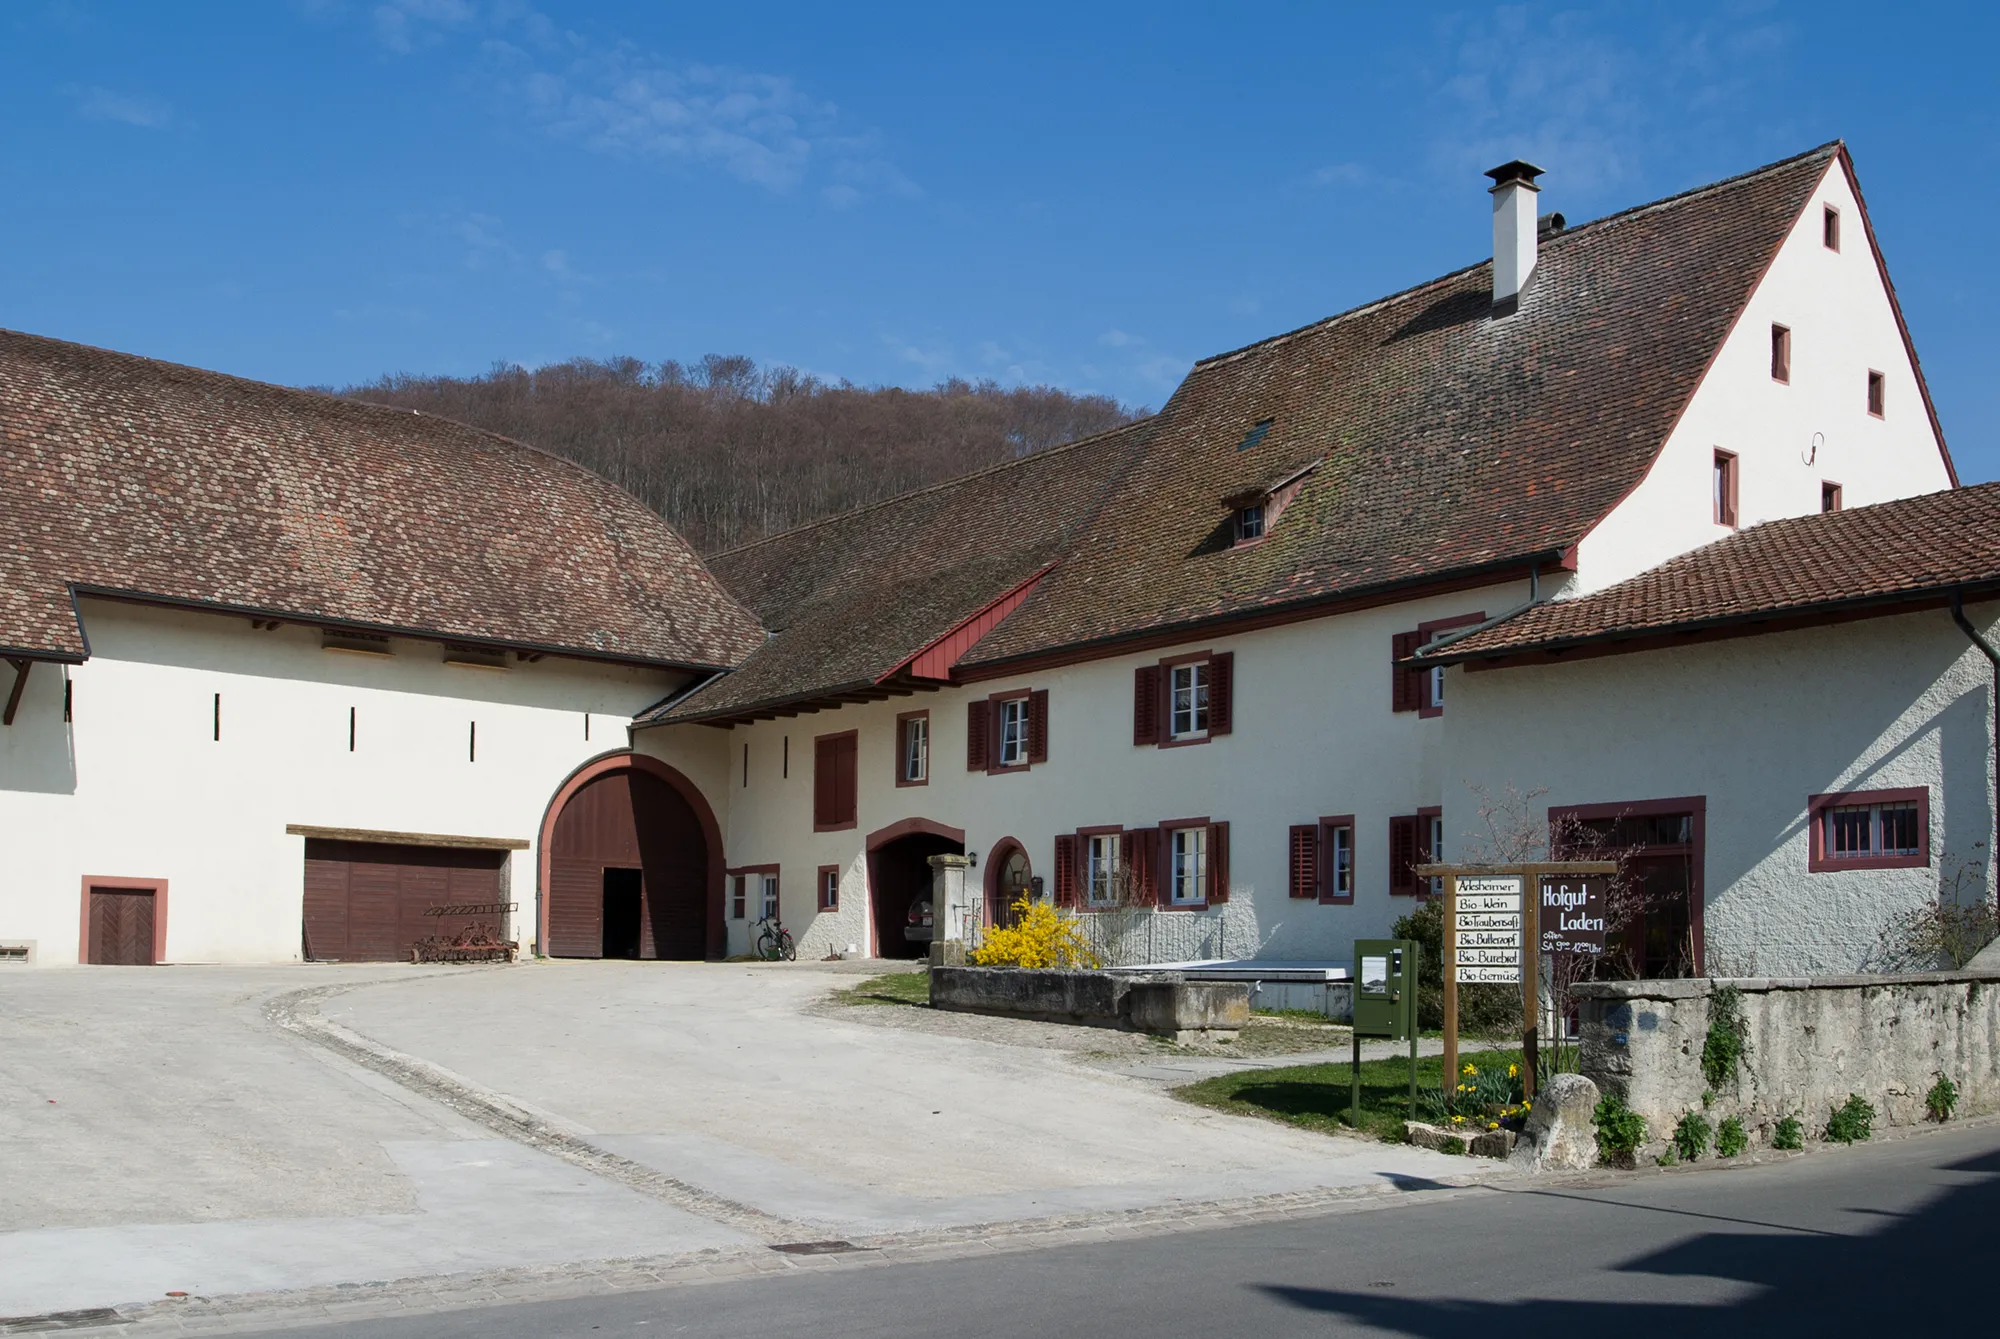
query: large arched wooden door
545 765 710 960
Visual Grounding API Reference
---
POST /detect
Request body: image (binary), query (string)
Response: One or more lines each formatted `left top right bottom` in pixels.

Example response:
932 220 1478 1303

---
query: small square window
1169 662 1209 739
1235 503 1266 543
1867 370 1885 418
1771 325 1791 383
1823 205 1840 252
1822 481 1843 513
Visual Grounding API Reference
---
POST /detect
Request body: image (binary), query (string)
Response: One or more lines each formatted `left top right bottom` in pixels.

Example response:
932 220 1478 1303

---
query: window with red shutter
1052 834 1079 906
1027 689 1049 764
1319 816 1356 904
1133 665 1161 745
1389 814 1419 895
1206 821 1230 903
1207 652 1234 735
1391 632 1421 712
813 732 857 831
966 700 989 771
1289 824 1318 899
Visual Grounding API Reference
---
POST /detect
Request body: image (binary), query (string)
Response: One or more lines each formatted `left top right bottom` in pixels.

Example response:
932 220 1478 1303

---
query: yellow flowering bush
969 897 1102 969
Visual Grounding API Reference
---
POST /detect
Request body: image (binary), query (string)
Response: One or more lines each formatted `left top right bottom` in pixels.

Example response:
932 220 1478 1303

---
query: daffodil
1462 1063 1478 1077
1488 1122 1500 1130
1451 1115 1466 1124
1522 1101 1532 1111
1508 1064 1519 1078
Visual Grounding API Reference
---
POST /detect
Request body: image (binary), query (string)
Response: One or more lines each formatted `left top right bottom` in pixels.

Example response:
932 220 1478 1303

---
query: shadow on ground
1257 1145 1998 1334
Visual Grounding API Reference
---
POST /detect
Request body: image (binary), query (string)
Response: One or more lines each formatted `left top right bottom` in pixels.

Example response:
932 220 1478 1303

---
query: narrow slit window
1867 369 1885 418
468 721 477 762
1713 450 1738 528
348 706 356 752
1771 324 1791 383
213 692 221 741
1823 204 1840 251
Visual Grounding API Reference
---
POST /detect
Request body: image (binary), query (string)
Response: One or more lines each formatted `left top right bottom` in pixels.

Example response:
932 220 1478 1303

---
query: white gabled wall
640 579 1531 966
1575 158 1953 592
0 598 686 964
1438 605 1998 976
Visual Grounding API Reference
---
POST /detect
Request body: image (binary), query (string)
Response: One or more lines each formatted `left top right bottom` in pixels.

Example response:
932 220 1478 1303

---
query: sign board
1538 876 1608 956
1452 875 1522 983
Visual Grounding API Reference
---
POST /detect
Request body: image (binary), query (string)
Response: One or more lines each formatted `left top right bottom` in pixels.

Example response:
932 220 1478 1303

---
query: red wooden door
546 769 710 960
302 840 505 962
87 889 156 965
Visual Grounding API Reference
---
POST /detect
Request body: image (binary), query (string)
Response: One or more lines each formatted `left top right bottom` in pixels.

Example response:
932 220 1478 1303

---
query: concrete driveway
2 961 1482 1320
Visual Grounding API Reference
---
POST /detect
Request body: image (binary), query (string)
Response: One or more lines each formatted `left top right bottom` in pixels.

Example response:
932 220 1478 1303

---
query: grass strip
1176 1048 1527 1144
835 970 930 1007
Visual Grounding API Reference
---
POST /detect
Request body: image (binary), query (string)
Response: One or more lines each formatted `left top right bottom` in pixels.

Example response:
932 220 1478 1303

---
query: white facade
1574 158 1952 592
1438 604 2000 976
0 598 684 964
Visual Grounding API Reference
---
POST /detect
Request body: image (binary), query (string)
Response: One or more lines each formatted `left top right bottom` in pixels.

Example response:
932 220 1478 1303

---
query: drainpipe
1949 589 2000 865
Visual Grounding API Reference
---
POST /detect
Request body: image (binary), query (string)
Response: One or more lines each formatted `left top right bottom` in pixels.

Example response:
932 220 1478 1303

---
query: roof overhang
636 673 946 731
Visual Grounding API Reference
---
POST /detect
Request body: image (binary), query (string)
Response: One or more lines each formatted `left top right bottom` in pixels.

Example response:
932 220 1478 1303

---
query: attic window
1823 205 1840 252
1235 419 1273 452
1235 504 1266 543
322 630 391 656
443 643 508 670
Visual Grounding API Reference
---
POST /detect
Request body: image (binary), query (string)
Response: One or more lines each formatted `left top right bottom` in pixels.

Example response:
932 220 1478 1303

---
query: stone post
927 853 973 968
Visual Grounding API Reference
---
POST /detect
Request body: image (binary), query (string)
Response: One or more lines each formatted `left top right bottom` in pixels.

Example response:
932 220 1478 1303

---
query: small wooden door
88 888 156 965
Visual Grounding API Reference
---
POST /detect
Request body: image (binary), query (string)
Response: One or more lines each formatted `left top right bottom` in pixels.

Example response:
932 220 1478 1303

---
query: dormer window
1220 457 1320 551
1235 503 1266 543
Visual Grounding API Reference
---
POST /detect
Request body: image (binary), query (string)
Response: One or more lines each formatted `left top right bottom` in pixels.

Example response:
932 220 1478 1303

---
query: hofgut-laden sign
1539 876 1609 955
1453 876 1522 984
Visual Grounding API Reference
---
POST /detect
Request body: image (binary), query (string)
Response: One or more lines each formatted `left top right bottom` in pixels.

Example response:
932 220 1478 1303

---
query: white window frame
760 874 779 921
730 875 747 920
1824 802 1921 859
1169 662 1209 740
1169 825 1207 904
1086 834 1120 905
903 715 928 782
1330 824 1354 897
1428 816 1444 898
996 697 1029 767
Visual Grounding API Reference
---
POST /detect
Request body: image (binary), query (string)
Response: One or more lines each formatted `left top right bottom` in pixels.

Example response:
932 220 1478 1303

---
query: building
3 140 1983 975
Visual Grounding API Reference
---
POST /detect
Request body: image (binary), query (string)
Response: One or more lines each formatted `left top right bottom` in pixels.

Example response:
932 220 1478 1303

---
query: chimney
1485 159 1545 308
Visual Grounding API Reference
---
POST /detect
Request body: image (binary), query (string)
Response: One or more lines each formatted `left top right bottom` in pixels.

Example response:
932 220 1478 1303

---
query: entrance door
1558 805 1702 979
87 888 156 965
545 766 710 960
302 840 506 962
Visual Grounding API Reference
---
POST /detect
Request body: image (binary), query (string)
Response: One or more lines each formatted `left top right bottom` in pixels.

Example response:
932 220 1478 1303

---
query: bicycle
753 913 796 962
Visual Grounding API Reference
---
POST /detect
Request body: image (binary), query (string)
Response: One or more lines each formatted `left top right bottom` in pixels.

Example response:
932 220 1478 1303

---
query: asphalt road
239 1119 2000 1338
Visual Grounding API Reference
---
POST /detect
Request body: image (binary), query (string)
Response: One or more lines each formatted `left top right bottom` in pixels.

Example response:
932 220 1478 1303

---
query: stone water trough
930 966 1251 1042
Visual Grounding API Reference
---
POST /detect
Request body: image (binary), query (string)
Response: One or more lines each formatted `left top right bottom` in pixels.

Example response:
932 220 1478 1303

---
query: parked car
904 898 933 944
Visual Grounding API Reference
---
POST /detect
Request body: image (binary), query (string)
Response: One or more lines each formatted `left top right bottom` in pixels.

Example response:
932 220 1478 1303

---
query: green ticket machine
1350 937 1420 1121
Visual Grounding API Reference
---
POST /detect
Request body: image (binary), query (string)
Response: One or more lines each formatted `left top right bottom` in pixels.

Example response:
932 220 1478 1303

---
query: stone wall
930 966 1249 1038
1576 970 2000 1154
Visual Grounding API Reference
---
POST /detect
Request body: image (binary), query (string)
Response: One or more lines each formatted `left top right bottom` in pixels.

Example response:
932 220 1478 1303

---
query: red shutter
967 700 988 771
1389 814 1418 895
1289 824 1318 899
1206 821 1230 903
1391 632 1421 712
813 736 836 826
836 734 857 824
1027 689 1049 764
1052 834 1078 907
1208 652 1233 735
1133 665 1161 745
1122 828 1158 906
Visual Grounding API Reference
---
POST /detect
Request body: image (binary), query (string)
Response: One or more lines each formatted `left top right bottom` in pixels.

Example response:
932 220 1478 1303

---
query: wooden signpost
1414 860 1616 1100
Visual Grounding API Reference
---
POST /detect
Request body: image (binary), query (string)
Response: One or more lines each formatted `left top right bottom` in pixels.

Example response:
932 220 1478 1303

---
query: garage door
302 840 506 962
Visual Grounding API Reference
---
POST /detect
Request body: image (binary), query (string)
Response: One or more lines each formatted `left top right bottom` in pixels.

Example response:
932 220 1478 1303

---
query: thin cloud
72 85 174 129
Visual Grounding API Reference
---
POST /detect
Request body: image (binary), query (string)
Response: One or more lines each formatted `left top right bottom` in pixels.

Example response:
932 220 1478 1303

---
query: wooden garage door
303 840 505 963
87 888 156 965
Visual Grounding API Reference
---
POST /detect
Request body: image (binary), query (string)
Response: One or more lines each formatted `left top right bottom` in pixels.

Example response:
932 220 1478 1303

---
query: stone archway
537 751 726 960
865 817 965 959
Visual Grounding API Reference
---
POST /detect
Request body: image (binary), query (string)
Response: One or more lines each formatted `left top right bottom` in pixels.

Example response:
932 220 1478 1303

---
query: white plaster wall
0 599 690 964
1439 605 1999 977
1575 157 1954 592
642 579 1533 966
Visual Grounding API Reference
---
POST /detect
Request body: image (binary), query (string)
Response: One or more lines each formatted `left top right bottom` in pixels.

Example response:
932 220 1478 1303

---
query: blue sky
4 2 1996 476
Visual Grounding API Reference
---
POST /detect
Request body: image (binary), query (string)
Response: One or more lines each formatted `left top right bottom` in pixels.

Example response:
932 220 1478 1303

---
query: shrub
1825 1094 1876 1144
970 897 1102 969
1716 1115 1748 1158
1771 1114 1804 1150
1926 1073 1959 1124
1672 1110 1713 1162
1700 983 1750 1090
1593 1092 1647 1164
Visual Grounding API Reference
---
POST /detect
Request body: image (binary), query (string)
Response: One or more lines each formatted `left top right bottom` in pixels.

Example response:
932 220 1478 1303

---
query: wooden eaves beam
3 658 31 727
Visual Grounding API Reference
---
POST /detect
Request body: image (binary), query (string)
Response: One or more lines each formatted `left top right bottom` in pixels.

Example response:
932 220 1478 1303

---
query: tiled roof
1421 482 2000 664
647 419 1154 723
955 143 1852 670
0 330 763 667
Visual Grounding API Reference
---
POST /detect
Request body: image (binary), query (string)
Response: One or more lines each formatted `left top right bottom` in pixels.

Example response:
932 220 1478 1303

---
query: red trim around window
986 689 1033 774
894 709 930 788
1415 613 1485 718
812 729 859 832
817 864 840 912
1158 816 1211 909
1158 650 1215 748
1073 824 1124 911
1806 786 1929 872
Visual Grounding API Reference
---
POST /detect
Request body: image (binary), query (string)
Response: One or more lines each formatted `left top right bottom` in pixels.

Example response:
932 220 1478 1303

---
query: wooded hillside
341 355 1141 554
